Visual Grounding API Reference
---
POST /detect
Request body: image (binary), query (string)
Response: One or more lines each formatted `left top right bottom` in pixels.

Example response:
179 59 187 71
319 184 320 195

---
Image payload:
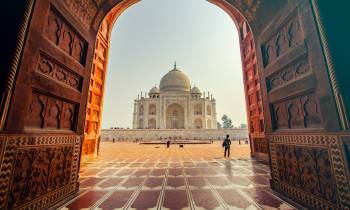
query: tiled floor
61 142 295 210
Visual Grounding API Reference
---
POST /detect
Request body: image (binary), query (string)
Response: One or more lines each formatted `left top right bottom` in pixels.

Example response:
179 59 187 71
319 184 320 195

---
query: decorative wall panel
262 13 304 67
271 94 322 130
253 137 268 154
239 21 267 157
36 53 83 91
267 57 310 91
83 18 110 159
269 134 350 209
45 8 87 65
0 135 80 209
26 91 77 131
62 0 101 28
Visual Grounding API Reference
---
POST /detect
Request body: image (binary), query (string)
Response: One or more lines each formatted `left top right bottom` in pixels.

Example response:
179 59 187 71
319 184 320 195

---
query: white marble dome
160 67 191 92
149 86 159 94
191 86 201 94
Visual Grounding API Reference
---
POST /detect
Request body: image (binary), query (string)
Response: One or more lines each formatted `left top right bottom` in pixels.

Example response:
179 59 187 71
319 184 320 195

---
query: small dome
160 64 191 92
191 86 201 94
149 86 159 94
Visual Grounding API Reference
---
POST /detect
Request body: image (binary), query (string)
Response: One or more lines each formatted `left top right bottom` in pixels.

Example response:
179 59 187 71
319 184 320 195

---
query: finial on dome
174 61 177 69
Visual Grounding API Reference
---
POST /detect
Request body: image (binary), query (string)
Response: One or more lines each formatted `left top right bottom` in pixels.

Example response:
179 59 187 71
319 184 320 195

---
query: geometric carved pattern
271 94 322 130
62 0 100 28
26 91 77 131
37 53 83 91
276 145 337 204
0 135 80 209
262 13 304 67
267 57 310 91
45 8 87 65
252 137 268 154
269 134 350 210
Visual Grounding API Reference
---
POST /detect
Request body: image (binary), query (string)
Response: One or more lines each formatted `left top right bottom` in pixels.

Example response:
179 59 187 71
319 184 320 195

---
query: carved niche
45 8 87 65
26 92 77 131
271 94 322 130
37 54 83 91
262 14 304 67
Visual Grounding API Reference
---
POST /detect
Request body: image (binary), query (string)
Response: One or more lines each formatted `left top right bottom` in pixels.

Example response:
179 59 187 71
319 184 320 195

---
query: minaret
133 100 138 129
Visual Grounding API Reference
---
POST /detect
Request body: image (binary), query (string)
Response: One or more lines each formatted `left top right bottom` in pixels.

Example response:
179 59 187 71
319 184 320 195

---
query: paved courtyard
61 141 295 210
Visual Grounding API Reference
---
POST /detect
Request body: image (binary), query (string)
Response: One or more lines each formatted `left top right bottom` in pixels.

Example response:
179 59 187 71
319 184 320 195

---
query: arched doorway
194 104 202 115
0 0 349 209
148 118 156 129
194 118 203 129
166 103 185 129
148 104 156 115
207 119 212 129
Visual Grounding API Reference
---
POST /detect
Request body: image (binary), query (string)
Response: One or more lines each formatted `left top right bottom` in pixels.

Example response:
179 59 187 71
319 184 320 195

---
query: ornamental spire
174 61 177 69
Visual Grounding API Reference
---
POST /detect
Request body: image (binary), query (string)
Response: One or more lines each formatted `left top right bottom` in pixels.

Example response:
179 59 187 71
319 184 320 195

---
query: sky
101 0 247 129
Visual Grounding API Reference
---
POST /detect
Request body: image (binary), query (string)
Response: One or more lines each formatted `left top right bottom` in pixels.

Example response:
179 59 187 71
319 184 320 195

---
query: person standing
166 140 170 148
222 134 231 158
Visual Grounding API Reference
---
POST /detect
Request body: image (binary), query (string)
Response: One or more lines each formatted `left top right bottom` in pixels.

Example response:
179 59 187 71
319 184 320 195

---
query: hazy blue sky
101 0 246 128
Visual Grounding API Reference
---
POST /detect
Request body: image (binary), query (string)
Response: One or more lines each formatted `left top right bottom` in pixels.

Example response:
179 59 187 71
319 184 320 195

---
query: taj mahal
132 63 218 129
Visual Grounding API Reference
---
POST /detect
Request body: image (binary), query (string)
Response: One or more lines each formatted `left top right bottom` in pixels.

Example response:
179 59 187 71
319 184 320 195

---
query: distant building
133 63 217 129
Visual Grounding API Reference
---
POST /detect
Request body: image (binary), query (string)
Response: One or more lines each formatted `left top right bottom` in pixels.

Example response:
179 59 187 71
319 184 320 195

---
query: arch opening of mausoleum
207 119 212 129
138 119 144 129
148 118 156 129
166 103 185 129
207 105 212 115
194 118 203 129
194 104 202 115
148 104 156 115
139 105 144 116
1 0 349 209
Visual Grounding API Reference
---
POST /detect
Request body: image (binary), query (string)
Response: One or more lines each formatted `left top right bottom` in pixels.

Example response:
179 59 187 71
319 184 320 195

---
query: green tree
221 114 233 128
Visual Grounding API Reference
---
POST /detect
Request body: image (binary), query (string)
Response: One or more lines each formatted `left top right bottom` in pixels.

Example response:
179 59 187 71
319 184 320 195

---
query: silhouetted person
239 139 241 145
113 138 115 143
167 140 170 148
222 134 231 158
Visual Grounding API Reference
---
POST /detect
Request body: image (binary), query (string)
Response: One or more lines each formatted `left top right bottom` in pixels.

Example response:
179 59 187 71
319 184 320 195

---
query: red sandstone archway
84 0 267 162
0 0 349 209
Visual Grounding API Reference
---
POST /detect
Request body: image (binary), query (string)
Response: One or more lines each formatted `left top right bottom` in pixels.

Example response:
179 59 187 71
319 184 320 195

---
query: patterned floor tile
163 190 189 210
130 190 160 209
98 190 134 210
98 178 124 188
191 190 221 209
67 190 107 210
60 142 295 210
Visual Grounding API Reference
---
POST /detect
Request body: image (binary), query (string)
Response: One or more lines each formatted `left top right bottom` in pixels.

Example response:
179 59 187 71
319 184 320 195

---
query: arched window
139 105 144 116
194 104 202 115
207 119 212 129
149 104 156 115
207 105 211 115
138 119 144 129
194 119 202 129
